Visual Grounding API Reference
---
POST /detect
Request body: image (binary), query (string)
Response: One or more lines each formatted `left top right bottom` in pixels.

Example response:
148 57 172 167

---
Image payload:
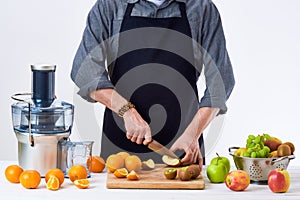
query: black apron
101 2 205 164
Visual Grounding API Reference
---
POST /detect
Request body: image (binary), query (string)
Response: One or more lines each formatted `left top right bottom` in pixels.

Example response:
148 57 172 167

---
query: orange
74 179 90 189
117 152 130 160
45 168 65 186
106 154 125 173
87 156 105 173
5 165 23 183
113 168 128 178
19 170 41 189
46 175 60 191
126 170 139 180
68 165 88 182
125 155 142 172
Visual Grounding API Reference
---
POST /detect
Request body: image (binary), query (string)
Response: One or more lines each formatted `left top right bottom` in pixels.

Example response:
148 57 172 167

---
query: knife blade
147 139 179 159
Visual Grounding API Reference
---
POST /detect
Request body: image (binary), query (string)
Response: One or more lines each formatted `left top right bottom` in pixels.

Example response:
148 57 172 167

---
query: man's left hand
170 134 203 171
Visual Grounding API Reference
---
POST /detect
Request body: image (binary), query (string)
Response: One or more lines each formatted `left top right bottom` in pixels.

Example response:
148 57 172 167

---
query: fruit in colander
264 136 282 152
242 134 271 158
282 142 295 154
277 144 292 157
234 148 247 157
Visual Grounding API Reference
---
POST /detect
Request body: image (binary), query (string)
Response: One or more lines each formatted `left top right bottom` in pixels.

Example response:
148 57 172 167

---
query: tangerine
5 165 23 183
45 168 65 186
74 179 90 189
46 175 60 191
113 168 128 178
125 155 142 172
126 170 139 180
19 170 41 189
106 154 124 173
87 156 105 173
68 165 88 182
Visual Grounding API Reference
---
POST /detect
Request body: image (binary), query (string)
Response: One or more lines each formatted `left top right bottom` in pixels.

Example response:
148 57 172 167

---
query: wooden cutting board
106 164 205 189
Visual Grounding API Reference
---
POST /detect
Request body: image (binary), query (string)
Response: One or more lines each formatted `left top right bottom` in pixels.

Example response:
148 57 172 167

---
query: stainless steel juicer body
11 65 74 176
15 131 70 176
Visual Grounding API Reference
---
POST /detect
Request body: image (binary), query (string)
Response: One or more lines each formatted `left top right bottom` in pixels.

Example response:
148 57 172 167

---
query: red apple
268 168 290 193
225 170 250 191
264 137 282 152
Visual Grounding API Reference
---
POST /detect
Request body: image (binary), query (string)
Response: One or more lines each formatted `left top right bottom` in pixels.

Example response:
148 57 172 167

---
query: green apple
210 153 231 173
206 161 228 183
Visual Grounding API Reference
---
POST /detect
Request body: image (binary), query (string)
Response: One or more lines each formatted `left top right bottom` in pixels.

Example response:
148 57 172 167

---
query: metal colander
229 147 295 182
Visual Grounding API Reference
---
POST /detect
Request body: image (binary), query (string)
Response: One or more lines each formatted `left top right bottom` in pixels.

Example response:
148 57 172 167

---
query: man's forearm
193 107 220 139
90 88 152 145
90 89 219 138
90 88 128 113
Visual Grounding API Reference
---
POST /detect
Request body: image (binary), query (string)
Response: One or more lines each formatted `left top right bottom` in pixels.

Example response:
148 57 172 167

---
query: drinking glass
59 140 94 178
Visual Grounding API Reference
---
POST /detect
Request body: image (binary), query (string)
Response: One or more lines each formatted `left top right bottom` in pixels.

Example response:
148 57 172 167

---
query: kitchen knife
147 139 179 159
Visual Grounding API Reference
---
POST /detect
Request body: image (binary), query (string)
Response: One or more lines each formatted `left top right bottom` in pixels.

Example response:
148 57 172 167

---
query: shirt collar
126 0 187 4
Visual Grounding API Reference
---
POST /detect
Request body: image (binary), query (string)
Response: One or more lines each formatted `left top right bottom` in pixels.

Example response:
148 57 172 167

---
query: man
71 0 235 171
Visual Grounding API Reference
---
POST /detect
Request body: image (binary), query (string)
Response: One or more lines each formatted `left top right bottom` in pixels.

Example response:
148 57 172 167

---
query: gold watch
118 102 135 117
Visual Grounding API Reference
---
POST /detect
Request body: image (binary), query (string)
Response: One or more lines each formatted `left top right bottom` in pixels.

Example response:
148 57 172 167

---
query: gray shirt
71 0 235 114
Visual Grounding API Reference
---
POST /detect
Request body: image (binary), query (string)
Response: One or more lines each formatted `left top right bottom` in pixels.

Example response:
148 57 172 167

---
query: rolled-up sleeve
71 0 114 102
199 1 235 114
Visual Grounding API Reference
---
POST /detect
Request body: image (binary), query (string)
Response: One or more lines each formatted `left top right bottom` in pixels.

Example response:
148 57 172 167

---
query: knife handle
174 149 185 159
148 139 179 159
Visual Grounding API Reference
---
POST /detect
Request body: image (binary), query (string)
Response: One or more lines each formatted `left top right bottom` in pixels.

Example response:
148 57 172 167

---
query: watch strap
118 102 135 117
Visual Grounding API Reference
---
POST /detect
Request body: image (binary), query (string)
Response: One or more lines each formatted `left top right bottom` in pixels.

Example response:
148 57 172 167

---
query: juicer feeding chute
11 64 74 176
31 65 55 107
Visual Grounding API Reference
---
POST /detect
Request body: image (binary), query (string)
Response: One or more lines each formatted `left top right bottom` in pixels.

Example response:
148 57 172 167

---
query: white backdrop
0 0 299 166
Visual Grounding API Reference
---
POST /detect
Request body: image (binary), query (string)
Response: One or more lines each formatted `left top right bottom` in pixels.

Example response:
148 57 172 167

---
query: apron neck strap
124 2 187 18
178 2 187 19
124 3 135 17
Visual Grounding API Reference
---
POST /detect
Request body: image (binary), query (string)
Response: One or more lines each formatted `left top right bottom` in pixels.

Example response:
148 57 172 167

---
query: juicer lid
31 64 56 71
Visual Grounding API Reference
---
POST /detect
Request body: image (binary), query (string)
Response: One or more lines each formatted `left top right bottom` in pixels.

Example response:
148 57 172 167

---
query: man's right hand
123 108 152 145
90 88 152 145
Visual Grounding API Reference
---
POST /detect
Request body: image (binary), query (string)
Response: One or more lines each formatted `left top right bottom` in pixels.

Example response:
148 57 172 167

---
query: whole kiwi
277 144 292 157
186 165 200 179
178 166 192 181
283 142 295 154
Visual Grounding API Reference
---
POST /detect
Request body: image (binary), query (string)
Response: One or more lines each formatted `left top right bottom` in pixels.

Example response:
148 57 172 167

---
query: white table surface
0 161 299 200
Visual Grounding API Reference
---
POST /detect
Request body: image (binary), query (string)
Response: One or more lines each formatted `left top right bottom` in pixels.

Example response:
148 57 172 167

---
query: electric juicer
11 64 74 176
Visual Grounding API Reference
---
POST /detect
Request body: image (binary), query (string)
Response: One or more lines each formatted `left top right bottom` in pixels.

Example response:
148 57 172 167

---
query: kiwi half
164 168 177 180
